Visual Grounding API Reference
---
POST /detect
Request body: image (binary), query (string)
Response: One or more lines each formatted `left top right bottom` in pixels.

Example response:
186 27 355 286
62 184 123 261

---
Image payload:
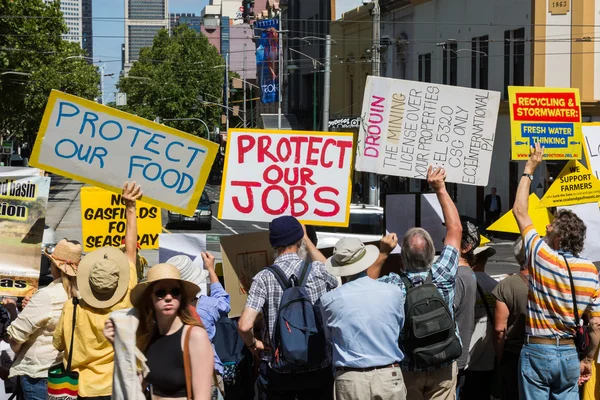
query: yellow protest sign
487 193 553 234
80 186 162 251
508 86 582 160
540 160 600 207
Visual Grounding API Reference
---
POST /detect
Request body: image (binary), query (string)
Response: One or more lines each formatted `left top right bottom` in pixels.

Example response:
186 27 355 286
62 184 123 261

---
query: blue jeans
518 343 580 399
20 376 47 400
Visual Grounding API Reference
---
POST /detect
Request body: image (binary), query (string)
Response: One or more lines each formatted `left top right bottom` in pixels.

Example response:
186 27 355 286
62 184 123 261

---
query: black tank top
145 326 187 398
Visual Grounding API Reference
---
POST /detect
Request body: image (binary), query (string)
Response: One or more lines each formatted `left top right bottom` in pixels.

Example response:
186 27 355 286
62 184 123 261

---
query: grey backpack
400 272 462 369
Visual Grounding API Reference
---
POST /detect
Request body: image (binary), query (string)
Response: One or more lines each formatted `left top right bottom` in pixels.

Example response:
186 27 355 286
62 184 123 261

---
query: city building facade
170 13 202 33
43 0 92 56
124 0 169 72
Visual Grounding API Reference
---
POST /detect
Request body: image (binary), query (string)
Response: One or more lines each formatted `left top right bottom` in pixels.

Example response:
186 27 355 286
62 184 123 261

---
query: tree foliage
118 25 230 139
0 0 100 145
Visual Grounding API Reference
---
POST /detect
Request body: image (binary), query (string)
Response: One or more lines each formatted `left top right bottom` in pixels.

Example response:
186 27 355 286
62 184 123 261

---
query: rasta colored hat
77 247 130 309
269 216 304 247
325 237 380 277
130 263 200 309
44 239 83 277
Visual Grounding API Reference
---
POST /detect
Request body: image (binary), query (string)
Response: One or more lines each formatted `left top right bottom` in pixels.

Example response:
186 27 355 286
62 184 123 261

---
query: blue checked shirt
245 252 338 373
379 245 460 372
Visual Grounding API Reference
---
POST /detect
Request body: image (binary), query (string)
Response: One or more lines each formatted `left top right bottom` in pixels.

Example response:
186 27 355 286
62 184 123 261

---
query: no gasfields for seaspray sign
355 77 501 186
219 129 354 226
30 90 219 216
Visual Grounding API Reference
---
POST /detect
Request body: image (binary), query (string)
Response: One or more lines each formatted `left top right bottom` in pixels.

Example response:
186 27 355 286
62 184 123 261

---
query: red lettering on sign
320 139 336 168
336 140 353 168
263 164 283 184
257 136 277 163
237 135 255 163
307 137 323 166
299 168 316 185
290 186 308 217
314 187 340 217
289 136 309 163
262 185 288 215
231 181 261 214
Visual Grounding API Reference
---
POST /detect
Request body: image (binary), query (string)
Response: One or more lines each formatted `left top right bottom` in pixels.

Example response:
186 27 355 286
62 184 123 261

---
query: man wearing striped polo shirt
513 142 600 399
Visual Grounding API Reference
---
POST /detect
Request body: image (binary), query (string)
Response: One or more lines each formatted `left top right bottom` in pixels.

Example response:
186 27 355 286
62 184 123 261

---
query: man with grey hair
370 166 462 400
490 238 529 400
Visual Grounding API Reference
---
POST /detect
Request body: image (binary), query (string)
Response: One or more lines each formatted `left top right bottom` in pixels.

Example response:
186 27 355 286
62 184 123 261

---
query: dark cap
269 216 304 247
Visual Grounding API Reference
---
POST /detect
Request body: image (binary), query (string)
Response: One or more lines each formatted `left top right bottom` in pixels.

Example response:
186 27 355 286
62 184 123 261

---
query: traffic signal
243 0 254 23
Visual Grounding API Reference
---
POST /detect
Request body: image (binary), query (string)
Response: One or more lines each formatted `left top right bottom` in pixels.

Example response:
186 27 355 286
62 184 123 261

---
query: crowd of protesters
0 144 599 400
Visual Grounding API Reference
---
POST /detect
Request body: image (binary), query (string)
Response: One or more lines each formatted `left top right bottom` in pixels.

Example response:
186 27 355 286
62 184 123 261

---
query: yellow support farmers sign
488 193 553 234
80 186 162 251
540 160 600 207
508 86 582 160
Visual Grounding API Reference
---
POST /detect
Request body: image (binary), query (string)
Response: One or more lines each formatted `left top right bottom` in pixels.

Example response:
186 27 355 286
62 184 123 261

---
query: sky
93 0 209 102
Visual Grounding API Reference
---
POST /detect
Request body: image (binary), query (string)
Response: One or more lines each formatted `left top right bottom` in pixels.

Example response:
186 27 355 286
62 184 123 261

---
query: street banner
220 231 274 318
0 173 50 296
582 124 600 179
540 160 600 207
508 86 582 160
356 77 501 186
487 193 553 233
30 90 219 216
80 186 162 251
218 128 354 226
254 19 279 104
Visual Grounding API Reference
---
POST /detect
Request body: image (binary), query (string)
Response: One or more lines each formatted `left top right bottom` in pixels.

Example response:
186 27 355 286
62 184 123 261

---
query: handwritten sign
355 77 501 186
509 87 582 160
540 160 600 207
218 129 354 226
583 124 600 180
30 91 219 216
220 231 274 318
80 187 162 251
0 173 50 296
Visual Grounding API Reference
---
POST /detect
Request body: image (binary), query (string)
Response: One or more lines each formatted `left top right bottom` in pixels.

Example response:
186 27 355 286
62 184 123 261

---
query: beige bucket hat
325 237 380 277
77 247 130 309
130 263 200 309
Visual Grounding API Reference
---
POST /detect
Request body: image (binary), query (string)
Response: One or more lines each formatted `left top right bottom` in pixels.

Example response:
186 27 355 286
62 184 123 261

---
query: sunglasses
153 287 182 298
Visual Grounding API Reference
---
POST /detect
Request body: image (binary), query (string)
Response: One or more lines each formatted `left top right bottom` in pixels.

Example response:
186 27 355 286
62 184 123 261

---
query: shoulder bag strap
562 255 581 328
265 265 291 290
476 283 494 327
517 272 529 287
183 326 193 400
399 272 414 291
298 258 313 287
65 297 78 372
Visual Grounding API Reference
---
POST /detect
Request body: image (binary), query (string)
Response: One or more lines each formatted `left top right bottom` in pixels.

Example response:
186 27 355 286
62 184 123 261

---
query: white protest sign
560 202 600 262
218 129 354 226
356 77 501 186
583 124 600 179
30 90 219 216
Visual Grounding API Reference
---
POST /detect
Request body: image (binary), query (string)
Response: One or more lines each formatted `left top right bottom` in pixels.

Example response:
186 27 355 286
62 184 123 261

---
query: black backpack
400 271 462 369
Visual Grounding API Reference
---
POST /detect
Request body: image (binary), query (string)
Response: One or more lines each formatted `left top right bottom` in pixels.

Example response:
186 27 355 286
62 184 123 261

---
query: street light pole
225 52 230 135
243 44 247 128
322 34 331 132
278 11 283 130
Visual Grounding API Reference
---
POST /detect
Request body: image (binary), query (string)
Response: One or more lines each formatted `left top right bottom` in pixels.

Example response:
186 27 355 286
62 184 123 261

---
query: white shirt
8 278 68 378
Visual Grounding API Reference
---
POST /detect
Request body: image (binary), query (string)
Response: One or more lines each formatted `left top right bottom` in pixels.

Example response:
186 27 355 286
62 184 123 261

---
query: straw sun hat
44 239 83 277
77 247 130 309
130 263 200 309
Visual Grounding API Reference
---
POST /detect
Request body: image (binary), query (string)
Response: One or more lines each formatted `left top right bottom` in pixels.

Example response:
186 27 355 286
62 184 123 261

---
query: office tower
43 0 90 54
170 13 202 34
124 0 169 72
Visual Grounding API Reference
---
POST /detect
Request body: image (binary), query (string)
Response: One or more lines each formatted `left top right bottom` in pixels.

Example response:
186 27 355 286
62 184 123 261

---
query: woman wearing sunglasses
105 263 214 400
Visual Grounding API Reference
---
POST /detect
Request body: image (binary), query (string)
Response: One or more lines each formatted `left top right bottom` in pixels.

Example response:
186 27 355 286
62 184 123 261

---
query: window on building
471 35 489 89
504 27 525 99
443 42 457 85
418 53 431 83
